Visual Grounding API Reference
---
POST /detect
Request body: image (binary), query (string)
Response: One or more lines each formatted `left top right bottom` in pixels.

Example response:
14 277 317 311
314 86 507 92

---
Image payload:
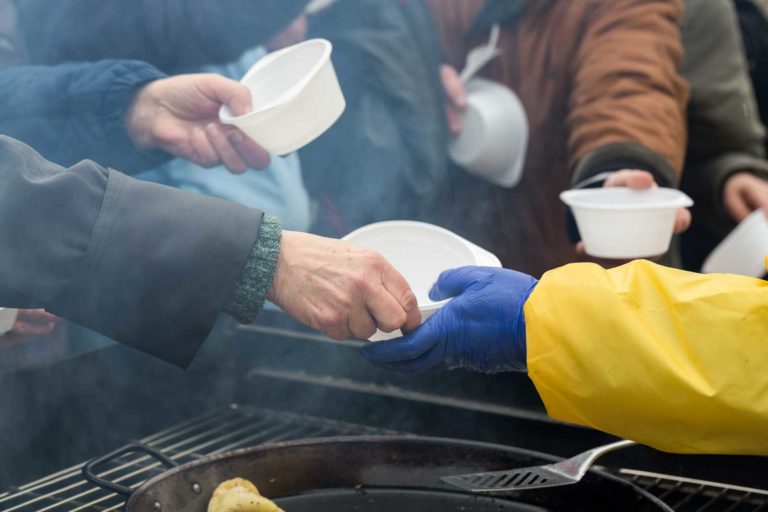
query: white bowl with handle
219 38 345 156
343 221 501 341
560 187 693 259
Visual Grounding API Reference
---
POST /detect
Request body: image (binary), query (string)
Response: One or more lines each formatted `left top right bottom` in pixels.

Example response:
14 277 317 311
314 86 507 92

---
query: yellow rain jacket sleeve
525 259 768 454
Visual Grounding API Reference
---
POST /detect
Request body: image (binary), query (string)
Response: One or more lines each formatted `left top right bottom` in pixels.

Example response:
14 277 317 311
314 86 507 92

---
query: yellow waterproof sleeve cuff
525 260 768 454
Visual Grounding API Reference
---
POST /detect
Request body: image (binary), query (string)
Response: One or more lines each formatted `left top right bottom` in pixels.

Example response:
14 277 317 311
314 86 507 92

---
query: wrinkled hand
362 266 537 373
267 15 308 51
440 64 468 136
126 74 270 174
723 172 768 223
575 170 692 257
267 232 421 341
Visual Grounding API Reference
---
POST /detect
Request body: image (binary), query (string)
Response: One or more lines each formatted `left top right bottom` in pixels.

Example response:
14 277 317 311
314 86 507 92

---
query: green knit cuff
225 215 282 324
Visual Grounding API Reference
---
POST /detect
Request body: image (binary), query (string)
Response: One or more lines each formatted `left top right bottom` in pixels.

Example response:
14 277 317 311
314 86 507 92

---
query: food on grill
207 478 284 512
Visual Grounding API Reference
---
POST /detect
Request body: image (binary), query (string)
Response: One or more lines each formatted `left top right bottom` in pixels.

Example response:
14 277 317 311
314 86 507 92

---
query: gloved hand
361 266 538 373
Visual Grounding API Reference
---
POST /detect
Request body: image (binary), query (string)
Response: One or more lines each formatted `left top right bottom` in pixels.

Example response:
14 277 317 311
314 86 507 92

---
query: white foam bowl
449 78 528 188
219 39 345 156
342 221 501 341
560 187 693 259
0 308 18 335
702 209 768 277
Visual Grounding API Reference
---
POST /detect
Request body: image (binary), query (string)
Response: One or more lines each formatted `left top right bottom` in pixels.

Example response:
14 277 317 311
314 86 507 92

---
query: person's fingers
743 185 768 214
190 126 220 168
445 106 463 136
724 186 752 222
429 266 485 301
15 309 57 323
11 321 55 335
378 263 421 333
316 310 351 341
440 64 467 136
200 74 253 117
574 241 586 254
267 15 308 50
673 208 692 234
366 289 409 333
440 65 467 109
223 128 271 170
205 124 248 174
347 306 378 340
361 325 440 364
604 170 656 189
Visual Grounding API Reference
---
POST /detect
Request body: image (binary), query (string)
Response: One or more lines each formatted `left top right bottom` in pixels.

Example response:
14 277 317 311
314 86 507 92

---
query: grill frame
2 404 766 512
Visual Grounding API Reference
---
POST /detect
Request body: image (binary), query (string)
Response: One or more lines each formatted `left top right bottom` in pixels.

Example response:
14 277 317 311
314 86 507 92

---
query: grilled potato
207 478 284 512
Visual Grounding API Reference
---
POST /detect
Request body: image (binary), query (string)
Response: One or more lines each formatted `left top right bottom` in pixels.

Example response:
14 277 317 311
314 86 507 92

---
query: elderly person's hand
574 170 691 258
723 172 768 222
362 266 536 373
440 64 468 136
126 74 270 174
267 232 421 341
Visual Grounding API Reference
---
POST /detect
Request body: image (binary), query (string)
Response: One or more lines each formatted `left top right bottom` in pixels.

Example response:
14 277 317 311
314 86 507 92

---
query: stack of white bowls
343 221 501 341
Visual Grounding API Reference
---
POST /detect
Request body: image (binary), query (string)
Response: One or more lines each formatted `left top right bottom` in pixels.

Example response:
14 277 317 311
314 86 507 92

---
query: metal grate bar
5 405 766 512
621 469 768 512
1 405 398 512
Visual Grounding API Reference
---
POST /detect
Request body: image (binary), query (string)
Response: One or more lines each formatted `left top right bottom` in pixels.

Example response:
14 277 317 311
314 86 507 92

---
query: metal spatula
442 439 636 493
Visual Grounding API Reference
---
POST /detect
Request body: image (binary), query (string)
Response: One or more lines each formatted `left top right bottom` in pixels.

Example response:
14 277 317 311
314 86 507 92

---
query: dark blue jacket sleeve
18 0 309 72
0 60 170 173
0 136 265 367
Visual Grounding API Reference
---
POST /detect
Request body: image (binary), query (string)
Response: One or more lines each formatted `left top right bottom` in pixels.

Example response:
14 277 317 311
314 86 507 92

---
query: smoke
0 0 524 492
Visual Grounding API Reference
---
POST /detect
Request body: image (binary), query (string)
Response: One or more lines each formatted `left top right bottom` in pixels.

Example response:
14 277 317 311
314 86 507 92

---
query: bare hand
723 172 768 223
9 309 58 336
126 74 270 174
266 15 308 51
440 64 467 136
267 232 421 341
575 169 691 256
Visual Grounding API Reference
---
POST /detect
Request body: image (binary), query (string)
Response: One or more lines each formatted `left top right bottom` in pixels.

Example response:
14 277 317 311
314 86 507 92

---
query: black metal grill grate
1 405 765 512
0 405 398 512
622 469 768 512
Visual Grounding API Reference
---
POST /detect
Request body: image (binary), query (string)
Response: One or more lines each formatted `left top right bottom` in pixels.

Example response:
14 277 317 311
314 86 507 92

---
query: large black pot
84 436 672 511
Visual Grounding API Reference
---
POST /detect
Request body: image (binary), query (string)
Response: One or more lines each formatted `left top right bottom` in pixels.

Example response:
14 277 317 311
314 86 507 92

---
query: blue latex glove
361 266 538 373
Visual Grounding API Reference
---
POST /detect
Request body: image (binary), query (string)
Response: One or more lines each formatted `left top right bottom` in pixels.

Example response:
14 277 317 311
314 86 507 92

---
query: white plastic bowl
219 39 345 156
342 221 501 341
560 187 693 259
449 78 528 188
702 209 768 277
0 308 18 335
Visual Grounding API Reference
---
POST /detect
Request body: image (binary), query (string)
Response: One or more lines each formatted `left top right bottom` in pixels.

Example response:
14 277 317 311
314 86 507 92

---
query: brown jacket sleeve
569 0 689 188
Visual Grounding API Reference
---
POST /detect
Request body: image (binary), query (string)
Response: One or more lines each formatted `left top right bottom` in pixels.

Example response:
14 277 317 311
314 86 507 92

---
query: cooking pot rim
109 435 672 511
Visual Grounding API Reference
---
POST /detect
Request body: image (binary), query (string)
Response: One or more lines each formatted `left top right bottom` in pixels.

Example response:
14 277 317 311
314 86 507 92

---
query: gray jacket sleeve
680 0 768 234
0 136 277 367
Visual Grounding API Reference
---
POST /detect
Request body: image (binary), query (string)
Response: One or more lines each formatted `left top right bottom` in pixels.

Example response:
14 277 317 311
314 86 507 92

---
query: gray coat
0 136 266 367
681 0 768 235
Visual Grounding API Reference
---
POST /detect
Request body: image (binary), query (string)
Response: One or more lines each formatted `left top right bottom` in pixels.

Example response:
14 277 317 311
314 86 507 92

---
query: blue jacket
0 60 170 173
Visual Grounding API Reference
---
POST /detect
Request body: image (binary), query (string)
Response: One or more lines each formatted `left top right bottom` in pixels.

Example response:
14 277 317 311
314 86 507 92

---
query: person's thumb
202 74 253 117
429 266 489 301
